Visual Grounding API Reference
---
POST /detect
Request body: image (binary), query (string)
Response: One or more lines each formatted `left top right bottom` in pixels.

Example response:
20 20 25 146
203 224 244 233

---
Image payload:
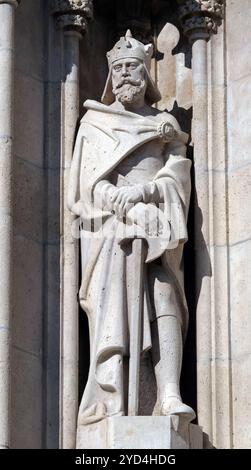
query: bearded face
111 58 147 105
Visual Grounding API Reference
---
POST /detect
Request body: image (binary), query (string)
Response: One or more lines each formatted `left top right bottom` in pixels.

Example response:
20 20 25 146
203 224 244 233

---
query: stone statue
68 30 195 428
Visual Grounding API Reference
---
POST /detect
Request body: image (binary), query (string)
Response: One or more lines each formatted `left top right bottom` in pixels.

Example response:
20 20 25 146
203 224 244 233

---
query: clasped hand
106 185 143 219
100 183 163 237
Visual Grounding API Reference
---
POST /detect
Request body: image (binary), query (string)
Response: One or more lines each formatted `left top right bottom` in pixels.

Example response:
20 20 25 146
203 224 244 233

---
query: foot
160 395 196 422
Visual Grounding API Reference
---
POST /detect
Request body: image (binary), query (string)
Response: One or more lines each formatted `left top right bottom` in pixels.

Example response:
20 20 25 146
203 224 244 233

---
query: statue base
76 416 203 449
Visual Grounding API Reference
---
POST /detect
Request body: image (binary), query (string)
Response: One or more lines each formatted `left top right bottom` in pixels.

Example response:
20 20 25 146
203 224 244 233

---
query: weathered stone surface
13 159 44 243
77 416 203 449
11 348 42 449
227 77 251 171
0 0 20 449
51 0 93 33
178 0 224 42
230 239 251 448
14 71 44 168
15 0 45 80
12 236 43 355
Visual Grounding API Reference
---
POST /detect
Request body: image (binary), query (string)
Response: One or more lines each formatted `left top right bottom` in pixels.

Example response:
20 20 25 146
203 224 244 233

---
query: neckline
84 99 159 123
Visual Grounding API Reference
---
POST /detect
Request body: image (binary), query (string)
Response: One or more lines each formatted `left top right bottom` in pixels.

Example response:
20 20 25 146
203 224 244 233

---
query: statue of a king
68 30 195 427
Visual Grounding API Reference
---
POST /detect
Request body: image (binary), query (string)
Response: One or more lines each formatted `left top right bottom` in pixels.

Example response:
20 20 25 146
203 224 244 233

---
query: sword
128 237 146 416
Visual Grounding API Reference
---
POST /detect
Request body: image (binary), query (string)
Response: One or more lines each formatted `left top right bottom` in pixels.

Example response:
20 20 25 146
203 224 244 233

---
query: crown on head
107 30 153 70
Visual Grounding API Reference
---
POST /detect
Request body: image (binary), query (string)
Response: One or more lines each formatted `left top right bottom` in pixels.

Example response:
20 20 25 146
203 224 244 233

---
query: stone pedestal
76 416 203 449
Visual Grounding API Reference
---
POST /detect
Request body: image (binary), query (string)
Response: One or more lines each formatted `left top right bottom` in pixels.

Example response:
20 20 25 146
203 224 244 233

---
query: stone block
77 416 203 449
229 239 251 448
228 165 251 246
227 77 251 171
230 240 251 360
232 355 251 449
226 0 251 83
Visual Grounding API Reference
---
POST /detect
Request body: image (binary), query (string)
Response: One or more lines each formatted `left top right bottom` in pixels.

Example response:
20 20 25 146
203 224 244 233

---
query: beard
112 78 146 105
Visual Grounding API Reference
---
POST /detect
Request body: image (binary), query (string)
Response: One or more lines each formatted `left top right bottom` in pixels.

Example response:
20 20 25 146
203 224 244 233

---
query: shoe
160 395 196 422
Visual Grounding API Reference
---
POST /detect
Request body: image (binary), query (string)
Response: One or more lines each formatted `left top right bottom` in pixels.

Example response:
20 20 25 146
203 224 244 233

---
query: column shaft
60 32 80 450
0 1 16 449
51 0 93 450
192 39 213 438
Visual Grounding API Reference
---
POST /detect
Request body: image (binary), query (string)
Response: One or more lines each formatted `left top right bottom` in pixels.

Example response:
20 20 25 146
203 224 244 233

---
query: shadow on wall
155 12 212 418
182 163 212 418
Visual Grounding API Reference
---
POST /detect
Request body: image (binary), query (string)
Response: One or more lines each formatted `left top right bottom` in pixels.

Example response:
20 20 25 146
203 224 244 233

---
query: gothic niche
70 0 223 449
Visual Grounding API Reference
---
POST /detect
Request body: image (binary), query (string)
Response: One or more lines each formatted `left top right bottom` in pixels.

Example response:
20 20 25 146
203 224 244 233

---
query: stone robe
68 100 191 425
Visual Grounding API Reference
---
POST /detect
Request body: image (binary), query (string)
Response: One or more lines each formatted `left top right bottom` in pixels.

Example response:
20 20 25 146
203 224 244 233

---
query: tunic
68 100 191 425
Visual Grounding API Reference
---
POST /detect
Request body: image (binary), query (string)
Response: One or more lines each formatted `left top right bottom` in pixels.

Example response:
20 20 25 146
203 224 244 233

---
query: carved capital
0 0 21 6
51 0 93 35
178 0 224 42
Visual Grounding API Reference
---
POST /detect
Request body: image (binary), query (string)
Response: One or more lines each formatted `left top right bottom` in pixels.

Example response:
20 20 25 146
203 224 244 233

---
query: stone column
178 0 224 444
0 0 20 449
51 0 93 449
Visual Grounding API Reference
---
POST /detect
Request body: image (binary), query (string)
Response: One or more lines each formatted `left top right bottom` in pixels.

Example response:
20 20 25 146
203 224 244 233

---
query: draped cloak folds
68 100 192 425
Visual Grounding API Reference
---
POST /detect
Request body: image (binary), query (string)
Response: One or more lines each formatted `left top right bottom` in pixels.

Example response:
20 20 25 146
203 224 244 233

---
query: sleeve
93 180 118 211
140 139 189 205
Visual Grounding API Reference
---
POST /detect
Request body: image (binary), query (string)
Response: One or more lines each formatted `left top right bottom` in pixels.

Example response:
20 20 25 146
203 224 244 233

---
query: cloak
68 100 191 425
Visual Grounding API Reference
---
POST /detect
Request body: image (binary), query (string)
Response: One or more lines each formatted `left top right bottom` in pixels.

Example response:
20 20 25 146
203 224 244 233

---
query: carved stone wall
178 0 224 40
51 0 93 33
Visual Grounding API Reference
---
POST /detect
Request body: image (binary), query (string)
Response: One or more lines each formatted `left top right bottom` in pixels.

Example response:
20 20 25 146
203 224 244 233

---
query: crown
106 30 153 70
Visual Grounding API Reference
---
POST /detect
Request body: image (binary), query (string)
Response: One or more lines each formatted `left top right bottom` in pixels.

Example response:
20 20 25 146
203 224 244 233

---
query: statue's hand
94 180 119 212
127 202 164 238
110 186 144 218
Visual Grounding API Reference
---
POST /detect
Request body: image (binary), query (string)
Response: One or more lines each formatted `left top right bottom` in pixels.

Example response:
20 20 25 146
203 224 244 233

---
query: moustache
114 78 142 90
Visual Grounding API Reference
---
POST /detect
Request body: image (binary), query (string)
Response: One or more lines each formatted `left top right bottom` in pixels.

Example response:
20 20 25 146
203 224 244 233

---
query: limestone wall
226 0 251 449
194 0 251 449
